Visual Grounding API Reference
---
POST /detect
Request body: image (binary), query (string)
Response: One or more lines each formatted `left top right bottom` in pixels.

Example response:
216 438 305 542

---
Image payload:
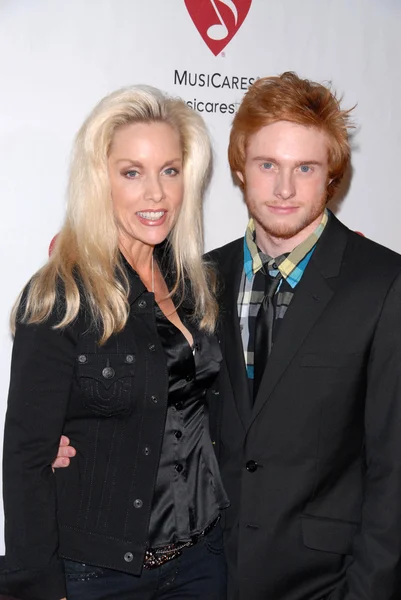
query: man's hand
52 435 76 469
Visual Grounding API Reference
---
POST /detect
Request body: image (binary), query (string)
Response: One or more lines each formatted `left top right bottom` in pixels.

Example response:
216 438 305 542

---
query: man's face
238 121 330 251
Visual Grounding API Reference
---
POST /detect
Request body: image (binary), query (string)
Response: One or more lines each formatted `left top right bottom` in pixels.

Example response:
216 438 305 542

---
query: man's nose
274 170 295 200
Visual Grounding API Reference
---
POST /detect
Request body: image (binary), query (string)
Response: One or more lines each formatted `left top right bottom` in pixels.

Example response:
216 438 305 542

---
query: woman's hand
52 435 76 469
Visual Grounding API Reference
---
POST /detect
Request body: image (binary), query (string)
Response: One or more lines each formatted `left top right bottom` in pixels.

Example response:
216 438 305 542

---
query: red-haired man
207 72 401 599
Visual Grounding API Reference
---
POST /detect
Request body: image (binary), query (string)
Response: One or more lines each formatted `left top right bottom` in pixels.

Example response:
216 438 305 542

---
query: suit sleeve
342 270 401 599
0 308 78 600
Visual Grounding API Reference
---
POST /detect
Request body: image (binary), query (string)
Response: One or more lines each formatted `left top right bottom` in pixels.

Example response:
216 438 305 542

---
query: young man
207 72 401 599
55 73 401 599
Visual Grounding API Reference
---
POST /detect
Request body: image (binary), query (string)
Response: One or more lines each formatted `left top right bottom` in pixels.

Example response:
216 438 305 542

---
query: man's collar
244 209 329 284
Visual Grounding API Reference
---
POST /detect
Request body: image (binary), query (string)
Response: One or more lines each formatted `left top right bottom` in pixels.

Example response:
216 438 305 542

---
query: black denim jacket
0 261 212 600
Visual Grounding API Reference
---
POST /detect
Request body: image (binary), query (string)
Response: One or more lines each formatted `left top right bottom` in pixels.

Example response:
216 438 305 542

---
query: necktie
253 271 282 399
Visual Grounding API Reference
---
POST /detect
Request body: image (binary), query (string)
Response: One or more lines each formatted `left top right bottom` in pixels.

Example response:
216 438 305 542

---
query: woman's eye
125 170 139 178
300 165 311 173
163 167 179 176
261 162 273 170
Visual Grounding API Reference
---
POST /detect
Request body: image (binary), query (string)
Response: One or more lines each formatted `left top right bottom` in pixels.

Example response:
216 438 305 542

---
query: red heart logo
184 0 253 56
49 234 58 255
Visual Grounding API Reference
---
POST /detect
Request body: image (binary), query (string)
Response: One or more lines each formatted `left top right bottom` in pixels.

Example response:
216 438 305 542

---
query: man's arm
341 271 401 599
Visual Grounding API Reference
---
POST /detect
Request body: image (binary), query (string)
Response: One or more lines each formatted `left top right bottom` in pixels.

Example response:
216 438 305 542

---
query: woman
1 86 229 600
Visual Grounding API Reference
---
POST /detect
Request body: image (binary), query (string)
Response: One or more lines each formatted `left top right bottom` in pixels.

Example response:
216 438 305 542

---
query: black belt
143 515 220 569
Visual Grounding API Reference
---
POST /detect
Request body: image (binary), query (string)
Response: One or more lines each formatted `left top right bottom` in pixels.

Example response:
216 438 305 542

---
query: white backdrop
0 0 400 549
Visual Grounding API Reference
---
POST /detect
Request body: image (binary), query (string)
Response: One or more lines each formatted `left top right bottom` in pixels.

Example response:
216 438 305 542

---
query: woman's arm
1 310 78 600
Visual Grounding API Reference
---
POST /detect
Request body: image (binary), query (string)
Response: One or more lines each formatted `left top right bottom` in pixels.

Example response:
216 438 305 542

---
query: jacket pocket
76 353 135 417
301 515 358 555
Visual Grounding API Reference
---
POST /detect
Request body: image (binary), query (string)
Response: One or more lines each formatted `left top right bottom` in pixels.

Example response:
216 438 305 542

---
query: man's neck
254 212 325 258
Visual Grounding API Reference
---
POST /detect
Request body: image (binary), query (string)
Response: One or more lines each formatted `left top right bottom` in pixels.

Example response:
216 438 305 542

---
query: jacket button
133 499 143 509
124 552 134 562
246 460 258 473
148 343 156 352
142 446 151 456
174 401 183 410
125 354 134 364
185 374 194 382
175 463 183 473
138 300 147 308
102 367 115 379
174 431 182 439
78 354 87 364
150 395 158 404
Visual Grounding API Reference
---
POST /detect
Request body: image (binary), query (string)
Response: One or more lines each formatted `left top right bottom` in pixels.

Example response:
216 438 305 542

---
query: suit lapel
249 214 350 428
217 241 253 430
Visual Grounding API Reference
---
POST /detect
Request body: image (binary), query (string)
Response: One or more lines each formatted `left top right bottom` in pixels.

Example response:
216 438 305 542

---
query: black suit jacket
208 214 401 600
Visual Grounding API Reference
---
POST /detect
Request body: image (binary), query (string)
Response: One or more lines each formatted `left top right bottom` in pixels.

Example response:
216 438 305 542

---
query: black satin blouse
147 305 229 548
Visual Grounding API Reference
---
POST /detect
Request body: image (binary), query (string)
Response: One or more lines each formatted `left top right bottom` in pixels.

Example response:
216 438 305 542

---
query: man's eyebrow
251 156 277 163
293 160 324 167
251 156 324 167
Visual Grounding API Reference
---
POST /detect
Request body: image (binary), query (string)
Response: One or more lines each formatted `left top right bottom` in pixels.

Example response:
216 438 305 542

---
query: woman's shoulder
15 271 89 334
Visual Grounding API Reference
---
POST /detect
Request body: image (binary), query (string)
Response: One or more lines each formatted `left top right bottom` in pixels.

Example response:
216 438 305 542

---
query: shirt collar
243 209 329 284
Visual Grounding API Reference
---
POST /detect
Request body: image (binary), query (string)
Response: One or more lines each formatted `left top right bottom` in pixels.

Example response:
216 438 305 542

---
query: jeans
64 523 227 599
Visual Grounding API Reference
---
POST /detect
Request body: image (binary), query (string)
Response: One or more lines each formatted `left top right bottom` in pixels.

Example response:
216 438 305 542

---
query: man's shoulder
329 213 401 271
347 228 401 270
205 237 243 268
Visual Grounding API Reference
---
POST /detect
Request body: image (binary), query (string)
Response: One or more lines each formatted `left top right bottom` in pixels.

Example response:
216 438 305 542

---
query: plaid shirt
238 210 329 378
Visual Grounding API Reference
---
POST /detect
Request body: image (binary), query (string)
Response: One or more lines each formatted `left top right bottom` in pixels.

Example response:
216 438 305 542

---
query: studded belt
143 515 221 569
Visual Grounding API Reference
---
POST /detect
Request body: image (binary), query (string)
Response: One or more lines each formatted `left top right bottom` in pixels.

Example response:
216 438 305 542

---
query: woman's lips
136 210 167 226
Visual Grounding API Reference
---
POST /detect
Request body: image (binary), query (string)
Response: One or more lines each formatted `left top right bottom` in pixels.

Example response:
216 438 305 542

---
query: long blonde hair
12 86 217 343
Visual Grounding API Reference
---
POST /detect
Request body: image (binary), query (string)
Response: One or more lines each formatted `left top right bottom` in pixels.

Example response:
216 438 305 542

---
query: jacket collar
121 241 195 312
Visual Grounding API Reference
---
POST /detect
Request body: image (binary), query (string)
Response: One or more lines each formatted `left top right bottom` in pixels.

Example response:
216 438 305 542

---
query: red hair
228 72 355 200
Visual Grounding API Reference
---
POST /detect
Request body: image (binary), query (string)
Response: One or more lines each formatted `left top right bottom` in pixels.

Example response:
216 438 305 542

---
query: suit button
174 430 182 439
124 552 134 562
142 446 151 456
133 499 143 509
150 395 158 404
246 460 258 473
185 374 194 382
78 354 87 364
102 367 115 379
175 402 183 410
148 343 156 352
138 300 147 308
175 463 183 473
125 354 134 364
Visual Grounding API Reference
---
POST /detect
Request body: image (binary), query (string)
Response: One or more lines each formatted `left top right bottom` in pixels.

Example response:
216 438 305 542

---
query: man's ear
236 171 244 184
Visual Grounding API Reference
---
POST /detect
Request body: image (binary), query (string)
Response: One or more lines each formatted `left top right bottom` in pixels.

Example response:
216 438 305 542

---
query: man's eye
300 165 311 173
261 162 273 170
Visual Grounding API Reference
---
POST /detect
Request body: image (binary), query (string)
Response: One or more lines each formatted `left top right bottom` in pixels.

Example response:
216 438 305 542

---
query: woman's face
108 121 184 251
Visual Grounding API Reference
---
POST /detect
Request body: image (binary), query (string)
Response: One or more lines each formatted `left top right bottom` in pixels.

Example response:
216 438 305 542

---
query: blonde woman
0 87 228 600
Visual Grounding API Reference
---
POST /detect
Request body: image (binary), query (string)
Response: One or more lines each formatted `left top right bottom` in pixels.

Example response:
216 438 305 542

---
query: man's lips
267 205 299 214
136 210 167 226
